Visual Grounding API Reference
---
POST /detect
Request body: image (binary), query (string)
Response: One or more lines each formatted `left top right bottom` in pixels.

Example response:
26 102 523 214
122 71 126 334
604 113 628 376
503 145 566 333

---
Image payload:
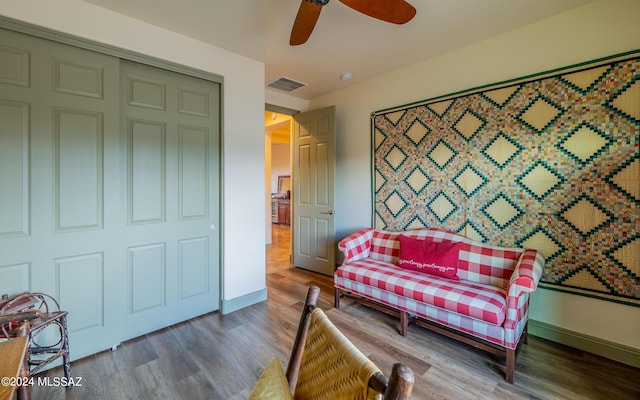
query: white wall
0 0 267 303
309 0 640 350
266 90 309 114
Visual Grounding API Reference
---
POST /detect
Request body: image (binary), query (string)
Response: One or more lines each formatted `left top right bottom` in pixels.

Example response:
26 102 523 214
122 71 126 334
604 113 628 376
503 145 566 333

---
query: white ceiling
84 0 595 100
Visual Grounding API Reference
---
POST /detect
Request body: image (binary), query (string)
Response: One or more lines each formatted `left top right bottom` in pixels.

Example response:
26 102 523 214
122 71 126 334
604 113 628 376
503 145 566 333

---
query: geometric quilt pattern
372 53 640 306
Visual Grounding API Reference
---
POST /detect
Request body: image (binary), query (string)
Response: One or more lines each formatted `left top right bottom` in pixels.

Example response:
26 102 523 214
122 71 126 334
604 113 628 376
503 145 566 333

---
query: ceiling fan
290 0 417 45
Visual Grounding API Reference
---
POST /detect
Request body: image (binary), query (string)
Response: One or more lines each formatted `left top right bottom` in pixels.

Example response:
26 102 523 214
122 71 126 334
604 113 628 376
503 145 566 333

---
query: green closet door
0 28 122 359
0 29 221 361
119 60 221 340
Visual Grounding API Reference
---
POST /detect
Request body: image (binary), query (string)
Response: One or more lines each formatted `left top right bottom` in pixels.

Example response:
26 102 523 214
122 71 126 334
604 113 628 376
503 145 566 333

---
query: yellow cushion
248 357 293 400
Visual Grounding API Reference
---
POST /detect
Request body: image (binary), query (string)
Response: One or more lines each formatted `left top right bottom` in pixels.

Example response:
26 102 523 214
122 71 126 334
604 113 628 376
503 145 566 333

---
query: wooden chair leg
399 311 408 337
505 348 515 384
334 287 340 309
60 314 72 388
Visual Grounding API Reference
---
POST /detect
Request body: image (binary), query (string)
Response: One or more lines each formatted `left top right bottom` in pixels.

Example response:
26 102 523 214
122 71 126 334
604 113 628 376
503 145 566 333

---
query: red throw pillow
397 235 461 280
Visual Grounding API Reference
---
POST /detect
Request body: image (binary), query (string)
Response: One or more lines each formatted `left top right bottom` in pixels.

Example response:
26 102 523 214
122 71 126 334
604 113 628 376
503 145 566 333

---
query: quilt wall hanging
372 51 639 306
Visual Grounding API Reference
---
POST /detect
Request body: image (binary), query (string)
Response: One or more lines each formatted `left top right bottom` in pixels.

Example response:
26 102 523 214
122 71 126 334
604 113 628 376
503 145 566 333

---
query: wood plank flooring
30 230 640 399
266 224 292 274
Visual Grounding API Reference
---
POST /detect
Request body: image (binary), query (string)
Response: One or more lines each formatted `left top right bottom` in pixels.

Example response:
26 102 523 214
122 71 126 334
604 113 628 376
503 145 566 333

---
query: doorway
264 105 336 276
265 109 293 273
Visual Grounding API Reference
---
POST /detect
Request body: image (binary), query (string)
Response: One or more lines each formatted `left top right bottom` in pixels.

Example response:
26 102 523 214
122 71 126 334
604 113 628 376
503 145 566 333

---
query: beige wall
308 0 640 351
266 90 309 114
271 144 291 194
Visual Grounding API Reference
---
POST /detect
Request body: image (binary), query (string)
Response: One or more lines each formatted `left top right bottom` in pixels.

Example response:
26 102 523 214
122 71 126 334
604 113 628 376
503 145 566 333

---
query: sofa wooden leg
400 311 408 337
334 288 340 309
505 348 515 383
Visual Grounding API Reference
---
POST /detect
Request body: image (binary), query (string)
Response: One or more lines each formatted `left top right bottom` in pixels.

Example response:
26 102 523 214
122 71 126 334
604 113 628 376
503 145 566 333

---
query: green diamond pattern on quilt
372 53 640 306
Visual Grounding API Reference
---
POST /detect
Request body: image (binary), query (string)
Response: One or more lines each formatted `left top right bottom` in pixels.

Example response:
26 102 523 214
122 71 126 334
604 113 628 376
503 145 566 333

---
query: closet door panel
0 100 29 238
0 29 122 360
120 60 220 340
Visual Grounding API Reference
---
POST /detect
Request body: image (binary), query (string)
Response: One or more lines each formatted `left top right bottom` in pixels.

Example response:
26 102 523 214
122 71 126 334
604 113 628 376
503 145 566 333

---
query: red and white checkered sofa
334 227 545 383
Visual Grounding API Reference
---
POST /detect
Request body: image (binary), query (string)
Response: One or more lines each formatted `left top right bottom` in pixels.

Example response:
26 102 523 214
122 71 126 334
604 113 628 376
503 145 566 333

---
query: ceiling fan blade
339 0 416 24
290 0 324 46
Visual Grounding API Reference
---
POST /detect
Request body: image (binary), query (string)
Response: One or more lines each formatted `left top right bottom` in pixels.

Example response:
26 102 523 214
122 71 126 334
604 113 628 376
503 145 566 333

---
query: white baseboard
528 319 640 368
221 288 267 315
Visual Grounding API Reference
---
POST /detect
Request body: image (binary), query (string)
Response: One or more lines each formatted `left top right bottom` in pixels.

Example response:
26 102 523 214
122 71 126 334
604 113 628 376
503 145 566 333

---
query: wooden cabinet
273 199 291 225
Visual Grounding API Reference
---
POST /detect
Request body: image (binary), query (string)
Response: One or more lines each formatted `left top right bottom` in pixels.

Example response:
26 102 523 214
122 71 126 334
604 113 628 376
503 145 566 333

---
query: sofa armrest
507 249 545 298
338 228 374 264
505 249 545 317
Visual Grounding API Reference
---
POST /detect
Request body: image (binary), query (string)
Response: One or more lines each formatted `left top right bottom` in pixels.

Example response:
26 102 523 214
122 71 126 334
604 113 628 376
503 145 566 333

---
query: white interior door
293 106 336 275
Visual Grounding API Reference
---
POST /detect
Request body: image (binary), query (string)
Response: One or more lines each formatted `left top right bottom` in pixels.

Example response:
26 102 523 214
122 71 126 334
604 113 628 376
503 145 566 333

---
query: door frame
0 16 225 307
265 104 337 276
265 103 299 267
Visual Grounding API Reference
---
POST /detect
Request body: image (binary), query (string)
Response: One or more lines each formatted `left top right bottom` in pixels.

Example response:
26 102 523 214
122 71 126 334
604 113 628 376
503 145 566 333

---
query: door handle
320 210 335 215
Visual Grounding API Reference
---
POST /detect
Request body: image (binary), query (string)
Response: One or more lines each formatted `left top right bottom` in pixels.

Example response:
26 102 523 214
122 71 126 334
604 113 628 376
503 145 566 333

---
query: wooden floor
31 230 640 399
266 223 291 274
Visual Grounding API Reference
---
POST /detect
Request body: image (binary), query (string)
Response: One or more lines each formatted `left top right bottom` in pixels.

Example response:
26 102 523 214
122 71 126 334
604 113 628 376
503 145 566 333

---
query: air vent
267 76 307 92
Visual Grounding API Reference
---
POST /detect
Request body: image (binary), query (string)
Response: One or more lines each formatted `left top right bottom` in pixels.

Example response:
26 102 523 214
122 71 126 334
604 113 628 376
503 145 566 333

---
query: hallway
266 223 292 274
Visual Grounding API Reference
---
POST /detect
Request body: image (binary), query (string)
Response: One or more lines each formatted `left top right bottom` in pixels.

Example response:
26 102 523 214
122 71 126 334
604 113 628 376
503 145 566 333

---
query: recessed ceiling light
341 72 353 81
